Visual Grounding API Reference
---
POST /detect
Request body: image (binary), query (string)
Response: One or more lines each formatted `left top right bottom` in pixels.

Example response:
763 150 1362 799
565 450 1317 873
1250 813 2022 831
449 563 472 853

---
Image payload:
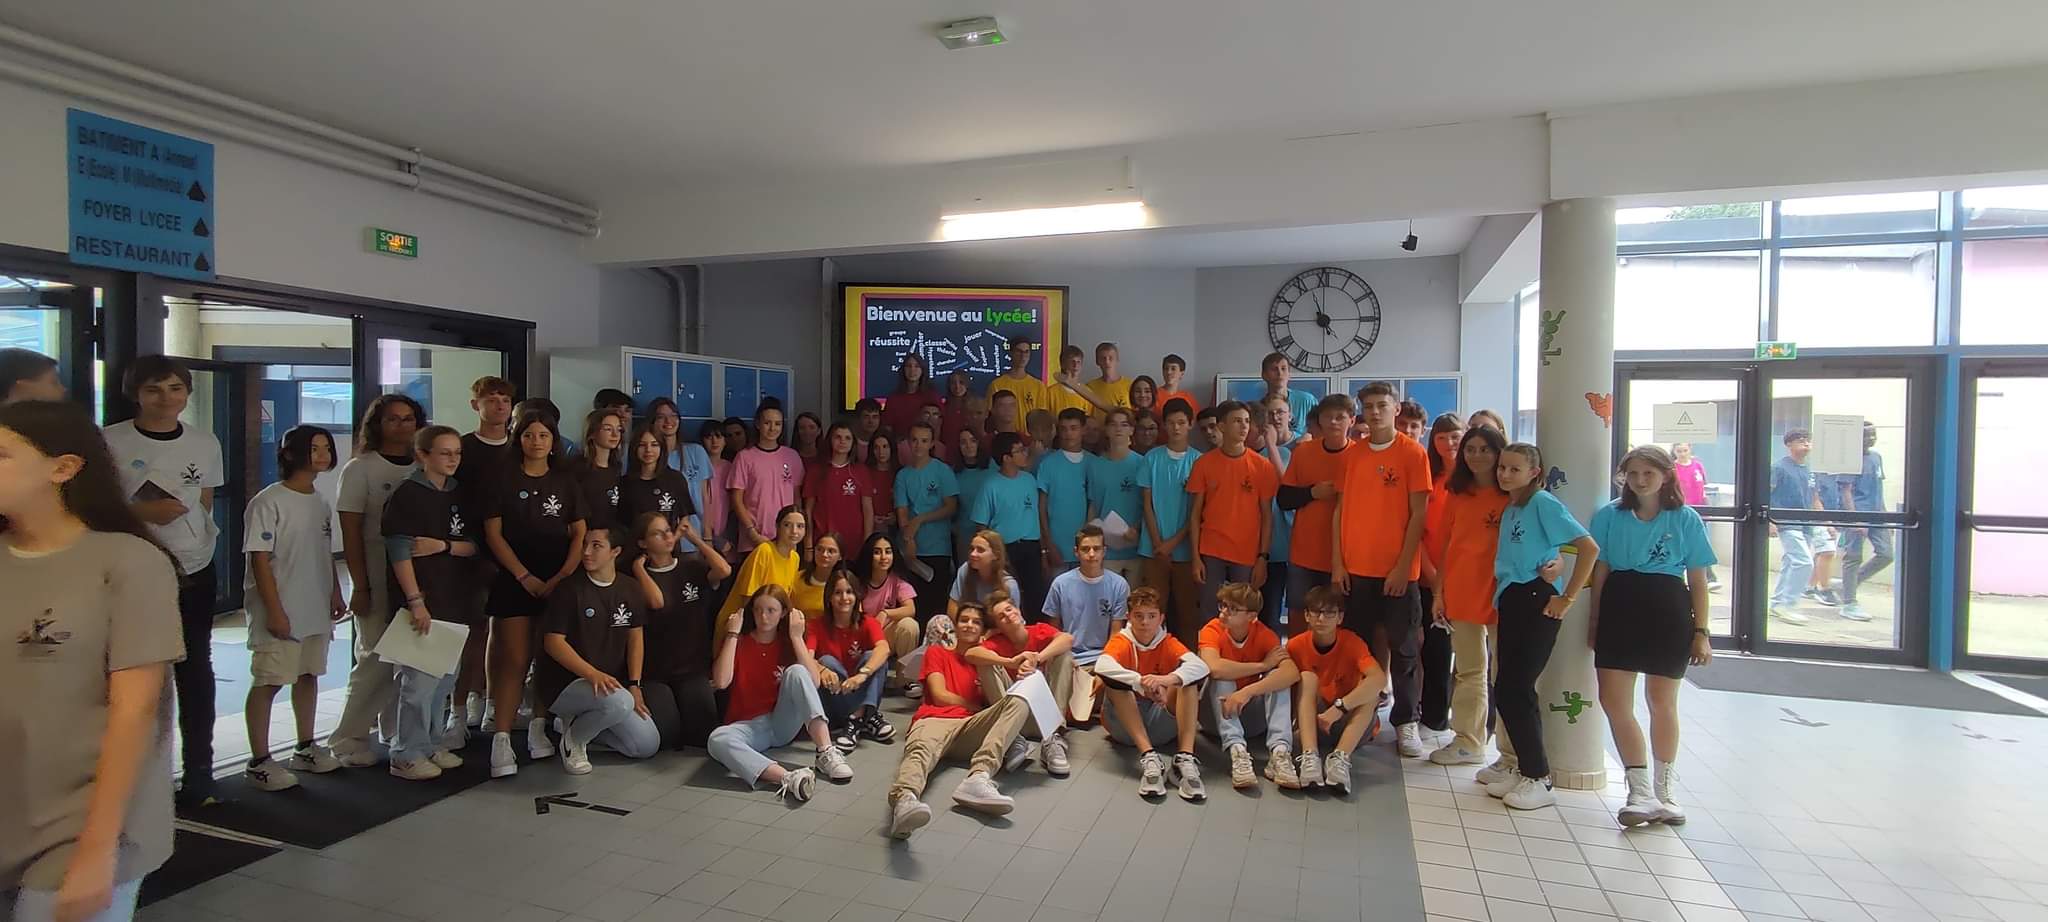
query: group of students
1 339 1725 921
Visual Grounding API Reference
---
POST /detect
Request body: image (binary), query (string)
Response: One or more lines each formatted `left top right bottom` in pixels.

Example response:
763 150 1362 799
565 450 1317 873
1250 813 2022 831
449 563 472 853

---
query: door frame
1954 357 2048 675
181 357 257 615
353 319 522 427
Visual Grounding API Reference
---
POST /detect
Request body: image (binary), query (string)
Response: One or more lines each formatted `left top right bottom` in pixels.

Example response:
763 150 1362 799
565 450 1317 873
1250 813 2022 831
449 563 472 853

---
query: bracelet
1693 627 1710 636
405 594 424 604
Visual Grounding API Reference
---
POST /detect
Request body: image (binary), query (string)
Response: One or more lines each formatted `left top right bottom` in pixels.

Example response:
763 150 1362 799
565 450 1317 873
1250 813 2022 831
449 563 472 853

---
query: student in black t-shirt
540 525 663 774
633 511 733 748
382 425 478 780
481 410 587 779
455 375 518 731
574 408 627 530
621 423 696 528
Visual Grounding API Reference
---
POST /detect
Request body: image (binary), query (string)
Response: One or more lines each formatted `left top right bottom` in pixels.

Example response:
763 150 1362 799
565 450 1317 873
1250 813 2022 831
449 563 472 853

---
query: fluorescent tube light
939 201 1147 241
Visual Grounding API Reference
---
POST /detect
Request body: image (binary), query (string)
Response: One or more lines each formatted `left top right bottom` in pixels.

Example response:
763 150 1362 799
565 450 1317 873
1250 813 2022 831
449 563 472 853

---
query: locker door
629 354 674 416
674 359 715 418
724 364 759 419
757 368 791 414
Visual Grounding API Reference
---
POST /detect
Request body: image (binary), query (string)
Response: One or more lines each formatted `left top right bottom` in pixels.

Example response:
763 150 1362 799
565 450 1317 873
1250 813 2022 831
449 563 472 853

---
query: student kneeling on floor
1095 586 1211 801
537 525 664 775
887 602 1033 838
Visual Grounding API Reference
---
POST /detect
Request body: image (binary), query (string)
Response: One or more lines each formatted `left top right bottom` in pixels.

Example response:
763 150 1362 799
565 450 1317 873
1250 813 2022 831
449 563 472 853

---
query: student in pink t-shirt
1671 442 1720 590
729 405 806 548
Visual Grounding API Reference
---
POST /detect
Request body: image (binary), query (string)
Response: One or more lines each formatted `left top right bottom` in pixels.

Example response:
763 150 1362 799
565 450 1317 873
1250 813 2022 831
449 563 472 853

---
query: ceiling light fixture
936 17 1007 49
1401 220 1419 252
940 201 1147 241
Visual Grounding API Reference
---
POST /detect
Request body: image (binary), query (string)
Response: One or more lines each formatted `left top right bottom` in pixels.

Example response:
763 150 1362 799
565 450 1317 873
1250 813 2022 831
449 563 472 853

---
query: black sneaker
1809 588 1840 607
831 721 858 753
860 711 896 743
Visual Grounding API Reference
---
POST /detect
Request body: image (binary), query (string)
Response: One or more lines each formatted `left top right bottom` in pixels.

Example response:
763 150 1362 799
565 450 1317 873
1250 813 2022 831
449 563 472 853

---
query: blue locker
629 355 674 415
1403 377 1461 419
674 360 714 418
724 365 758 419
757 368 790 414
1295 377 1331 398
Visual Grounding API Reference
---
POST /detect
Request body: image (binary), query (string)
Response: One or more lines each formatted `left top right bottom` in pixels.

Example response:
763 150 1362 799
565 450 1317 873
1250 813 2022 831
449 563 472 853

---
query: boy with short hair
1042 525 1129 726
1044 345 1096 420
1200 582 1298 790
1140 399 1203 642
975 432 1047 614
989 390 1022 440
1260 352 1319 441
455 375 518 726
887 604 1033 837
1187 401 1279 625
1330 381 1433 758
994 338 1047 430
1086 409 1147 583
1254 393 1297 631
1024 409 1056 467
896 421 961 623
540 526 665 775
852 398 884 462
1193 406 1221 452
1279 395 1355 625
963 591 1077 775
103 354 226 804
241 425 349 791
1036 408 1092 580
1287 586 1386 794
1096 587 1210 801
1157 354 1201 417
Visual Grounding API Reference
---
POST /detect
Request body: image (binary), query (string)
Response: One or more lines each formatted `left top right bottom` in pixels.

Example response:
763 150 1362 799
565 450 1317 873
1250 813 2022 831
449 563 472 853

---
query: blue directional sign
67 109 215 280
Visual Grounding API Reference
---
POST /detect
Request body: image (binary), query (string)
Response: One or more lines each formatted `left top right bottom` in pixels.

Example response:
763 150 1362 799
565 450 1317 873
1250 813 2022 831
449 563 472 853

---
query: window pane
1961 237 2048 345
1777 243 1937 347
1516 288 1538 441
1962 184 2048 229
1615 251 1759 351
1965 532 2048 662
1615 203 1762 244
1779 192 1939 237
1969 376 2048 517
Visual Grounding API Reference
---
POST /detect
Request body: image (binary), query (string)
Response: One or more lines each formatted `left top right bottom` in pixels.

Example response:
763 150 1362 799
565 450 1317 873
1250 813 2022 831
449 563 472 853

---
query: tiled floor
148 678 2048 922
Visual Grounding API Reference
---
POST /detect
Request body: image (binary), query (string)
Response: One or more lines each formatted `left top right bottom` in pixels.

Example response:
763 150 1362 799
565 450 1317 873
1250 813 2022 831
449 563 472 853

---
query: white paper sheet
906 556 935 583
370 613 470 677
1003 670 1066 737
1098 511 1139 548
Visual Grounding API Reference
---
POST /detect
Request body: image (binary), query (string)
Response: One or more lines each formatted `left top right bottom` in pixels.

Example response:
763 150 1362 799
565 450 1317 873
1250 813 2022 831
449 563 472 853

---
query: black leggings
1494 579 1564 779
174 564 218 780
1007 539 1045 622
642 674 720 750
1419 587 1452 733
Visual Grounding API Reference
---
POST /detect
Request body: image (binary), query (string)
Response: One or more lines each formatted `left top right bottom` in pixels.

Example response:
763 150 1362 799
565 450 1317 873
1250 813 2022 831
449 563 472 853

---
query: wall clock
1267 266 1381 372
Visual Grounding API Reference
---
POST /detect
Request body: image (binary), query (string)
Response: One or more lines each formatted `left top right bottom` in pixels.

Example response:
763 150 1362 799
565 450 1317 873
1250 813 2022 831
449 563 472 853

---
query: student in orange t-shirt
1416 413 1466 758
1427 424 1513 768
1330 381 1432 759
1156 353 1203 419
1278 394 1357 621
1187 401 1280 625
1285 585 1386 795
1095 587 1211 801
1198 583 1298 790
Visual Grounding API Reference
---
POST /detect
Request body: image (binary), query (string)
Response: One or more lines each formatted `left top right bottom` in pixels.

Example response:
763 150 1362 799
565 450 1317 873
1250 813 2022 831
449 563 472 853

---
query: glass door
1959 361 2048 674
357 322 513 430
1755 359 1930 664
1614 364 1752 649
1 273 97 406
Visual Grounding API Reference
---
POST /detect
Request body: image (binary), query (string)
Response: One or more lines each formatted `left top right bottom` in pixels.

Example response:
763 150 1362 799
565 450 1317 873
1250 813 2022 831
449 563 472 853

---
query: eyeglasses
1304 608 1342 619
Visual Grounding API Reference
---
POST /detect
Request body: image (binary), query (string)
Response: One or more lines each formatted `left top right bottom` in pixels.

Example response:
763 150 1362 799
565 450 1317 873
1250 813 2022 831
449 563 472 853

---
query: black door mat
1987 672 2048 702
1686 656 2044 716
174 730 522 848
140 828 280 906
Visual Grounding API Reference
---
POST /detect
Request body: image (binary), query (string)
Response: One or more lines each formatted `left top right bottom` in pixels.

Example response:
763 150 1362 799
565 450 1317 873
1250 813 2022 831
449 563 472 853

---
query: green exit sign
1756 340 1798 360
370 228 418 259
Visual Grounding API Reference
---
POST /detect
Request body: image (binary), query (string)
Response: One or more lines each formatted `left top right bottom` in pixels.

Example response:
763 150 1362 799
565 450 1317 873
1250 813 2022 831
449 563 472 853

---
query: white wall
1195 256 1462 385
1460 300 1515 417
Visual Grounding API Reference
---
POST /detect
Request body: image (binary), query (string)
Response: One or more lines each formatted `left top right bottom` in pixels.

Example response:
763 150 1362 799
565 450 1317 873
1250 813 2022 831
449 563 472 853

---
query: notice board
842 284 1067 409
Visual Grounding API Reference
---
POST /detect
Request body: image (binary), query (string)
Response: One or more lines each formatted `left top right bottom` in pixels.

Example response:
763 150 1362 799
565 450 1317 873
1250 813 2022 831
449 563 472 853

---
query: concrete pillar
1533 198 1615 792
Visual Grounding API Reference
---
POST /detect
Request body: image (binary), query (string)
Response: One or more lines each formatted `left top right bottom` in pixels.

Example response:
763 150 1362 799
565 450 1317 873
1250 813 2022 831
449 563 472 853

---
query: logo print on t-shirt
449 510 467 537
542 494 564 517
841 478 857 497
611 603 633 627
608 485 620 507
781 462 793 482
1507 520 1526 544
1022 493 1035 511
926 481 938 496
1484 510 1502 530
680 582 701 602
322 520 333 540
1240 476 1254 493
656 490 676 512
182 463 203 485
1646 534 1673 565
1377 465 1398 487
1121 475 1136 492
16 610 72 658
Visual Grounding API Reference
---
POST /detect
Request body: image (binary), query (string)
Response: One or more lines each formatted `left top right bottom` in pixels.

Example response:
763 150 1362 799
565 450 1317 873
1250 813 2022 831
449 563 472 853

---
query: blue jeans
706 666 825 785
550 679 662 759
1771 526 1815 607
817 655 885 724
392 662 456 763
1207 677 1294 753
9 880 141 922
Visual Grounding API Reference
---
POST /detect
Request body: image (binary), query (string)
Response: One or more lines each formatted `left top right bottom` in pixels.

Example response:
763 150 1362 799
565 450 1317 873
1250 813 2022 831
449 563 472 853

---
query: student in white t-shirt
100 355 227 805
240 425 349 792
328 393 424 766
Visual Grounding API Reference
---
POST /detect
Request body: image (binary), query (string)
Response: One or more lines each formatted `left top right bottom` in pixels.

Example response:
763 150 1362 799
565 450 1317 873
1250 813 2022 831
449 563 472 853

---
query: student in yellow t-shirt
992 337 1047 432
1043 345 1096 419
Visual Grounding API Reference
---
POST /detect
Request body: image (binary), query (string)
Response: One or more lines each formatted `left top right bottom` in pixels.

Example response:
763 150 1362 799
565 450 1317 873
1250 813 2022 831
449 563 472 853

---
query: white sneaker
1041 732 1071 777
245 758 299 792
526 717 555 759
1617 766 1659 828
466 693 486 728
952 770 1016 815
1502 775 1556 810
1267 745 1301 789
888 795 932 838
389 758 442 781
1297 751 1324 788
286 745 341 774
1325 750 1354 795
1430 726 1456 748
427 750 464 770
1839 603 1873 623
478 697 496 730
1227 743 1257 790
1003 736 1038 774
1654 761 1688 825
330 739 381 768
1172 752 1207 802
1396 722 1425 758
1137 750 1168 798
815 746 854 782
489 731 518 778
777 767 816 803
1430 744 1485 766
559 722 592 776
437 720 468 753
1769 605 1811 625
1475 755 1518 786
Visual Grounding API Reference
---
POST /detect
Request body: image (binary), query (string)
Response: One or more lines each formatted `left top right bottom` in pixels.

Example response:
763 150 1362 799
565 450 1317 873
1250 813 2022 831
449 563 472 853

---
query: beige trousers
1449 619 1507 757
889 697 1031 801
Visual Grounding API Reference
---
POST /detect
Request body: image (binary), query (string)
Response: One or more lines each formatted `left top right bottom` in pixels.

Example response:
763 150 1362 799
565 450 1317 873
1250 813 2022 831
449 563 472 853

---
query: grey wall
698 258 829 417
1195 256 1463 385
597 268 679 352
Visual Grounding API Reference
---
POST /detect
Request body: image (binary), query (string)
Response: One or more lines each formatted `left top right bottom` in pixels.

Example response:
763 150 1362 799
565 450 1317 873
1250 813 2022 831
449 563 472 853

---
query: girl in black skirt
481 410 586 778
1587 445 1716 828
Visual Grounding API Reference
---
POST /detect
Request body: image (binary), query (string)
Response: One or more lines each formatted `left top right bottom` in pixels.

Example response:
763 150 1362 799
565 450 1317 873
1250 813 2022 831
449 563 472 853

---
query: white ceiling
6 1 2046 206
808 216 1482 269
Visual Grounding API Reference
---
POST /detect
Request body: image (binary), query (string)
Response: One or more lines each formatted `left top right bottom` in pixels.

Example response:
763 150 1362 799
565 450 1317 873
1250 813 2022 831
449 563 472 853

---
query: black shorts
1594 569 1694 679
486 548 568 619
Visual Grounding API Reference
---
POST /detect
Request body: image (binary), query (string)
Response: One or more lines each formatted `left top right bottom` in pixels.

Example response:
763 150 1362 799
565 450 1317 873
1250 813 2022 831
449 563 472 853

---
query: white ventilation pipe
0 55 597 236
0 20 601 230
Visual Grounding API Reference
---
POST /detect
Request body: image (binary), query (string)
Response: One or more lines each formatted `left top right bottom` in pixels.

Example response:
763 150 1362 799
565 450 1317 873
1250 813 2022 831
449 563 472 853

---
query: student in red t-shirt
804 422 873 551
885 604 1033 838
1286 586 1387 795
1096 587 1211 801
707 585 851 803
961 592 1076 777
1198 582 1299 791
807 565 895 752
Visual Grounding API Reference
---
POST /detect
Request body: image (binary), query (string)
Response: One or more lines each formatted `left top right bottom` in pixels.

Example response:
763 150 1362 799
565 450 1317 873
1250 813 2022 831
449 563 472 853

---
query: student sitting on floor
807 564 895 752
885 603 1035 838
1199 582 1300 791
708 585 853 803
538 525 665 775
961 591 1075 777
1286 585 1387 795
636 512 732 750
1095 587 1210 801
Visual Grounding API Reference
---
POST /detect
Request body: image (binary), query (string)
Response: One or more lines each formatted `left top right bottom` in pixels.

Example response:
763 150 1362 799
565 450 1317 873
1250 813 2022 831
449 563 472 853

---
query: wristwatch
1332 698 1348 713
857 666 874 676
624 679 642 689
